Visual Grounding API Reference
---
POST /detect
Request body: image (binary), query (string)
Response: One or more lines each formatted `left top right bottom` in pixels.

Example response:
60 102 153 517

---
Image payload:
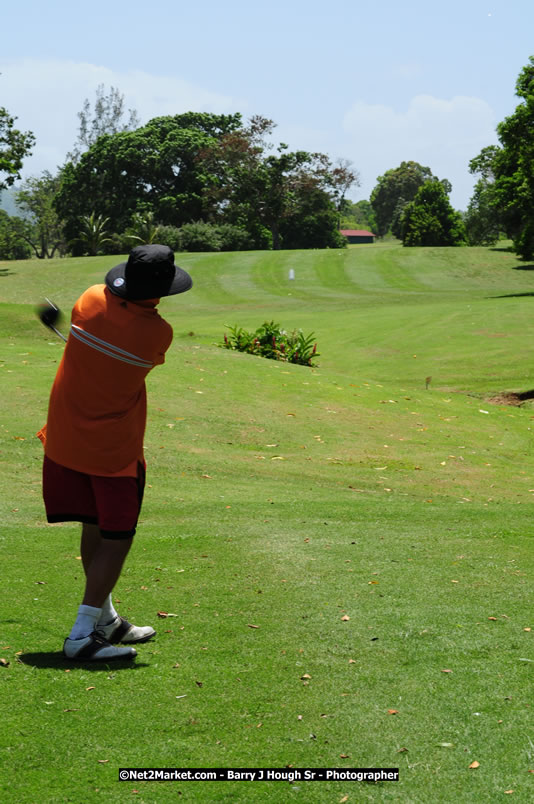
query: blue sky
1 0 533 209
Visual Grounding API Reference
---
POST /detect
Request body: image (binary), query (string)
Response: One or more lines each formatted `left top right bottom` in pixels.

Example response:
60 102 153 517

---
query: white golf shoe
63 631 137 661
97 615 156 644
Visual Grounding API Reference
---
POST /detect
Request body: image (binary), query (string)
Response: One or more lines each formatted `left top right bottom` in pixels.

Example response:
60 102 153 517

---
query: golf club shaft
50 324 67 342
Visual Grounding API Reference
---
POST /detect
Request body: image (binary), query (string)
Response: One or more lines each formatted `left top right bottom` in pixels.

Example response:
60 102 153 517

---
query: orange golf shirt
37 284 173 476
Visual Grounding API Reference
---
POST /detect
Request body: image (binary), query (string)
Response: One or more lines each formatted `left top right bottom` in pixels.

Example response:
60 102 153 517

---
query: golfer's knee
100 536 133 558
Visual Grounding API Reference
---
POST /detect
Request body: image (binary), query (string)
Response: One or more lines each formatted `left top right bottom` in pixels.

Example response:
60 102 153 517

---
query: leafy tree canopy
67 84 140 164
55 112 243 243
201 115 357 249
0 209 31 259
15 171 65 258
490 56 534 259
0 107 35 190
401 180 466 247
465 145 502 246
370 161 435 237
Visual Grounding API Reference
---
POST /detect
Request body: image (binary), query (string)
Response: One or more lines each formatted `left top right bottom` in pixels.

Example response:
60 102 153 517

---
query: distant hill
0 186 22 217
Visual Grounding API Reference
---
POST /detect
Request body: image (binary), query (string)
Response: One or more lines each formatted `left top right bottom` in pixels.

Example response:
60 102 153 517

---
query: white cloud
1 59 246 177
343 94 499 209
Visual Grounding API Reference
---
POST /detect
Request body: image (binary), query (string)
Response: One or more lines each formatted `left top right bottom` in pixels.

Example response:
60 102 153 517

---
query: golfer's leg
82 537 133 608
81 522 102 575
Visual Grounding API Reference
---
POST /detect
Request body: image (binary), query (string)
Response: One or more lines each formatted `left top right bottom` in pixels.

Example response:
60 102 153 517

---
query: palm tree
125 211 160 245
76 212 112 255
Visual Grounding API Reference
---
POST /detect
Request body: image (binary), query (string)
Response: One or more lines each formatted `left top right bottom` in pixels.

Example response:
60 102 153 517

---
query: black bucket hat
106 244 193 300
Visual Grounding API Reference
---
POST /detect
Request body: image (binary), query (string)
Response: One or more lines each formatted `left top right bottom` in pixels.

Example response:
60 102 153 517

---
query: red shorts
42 455 146 539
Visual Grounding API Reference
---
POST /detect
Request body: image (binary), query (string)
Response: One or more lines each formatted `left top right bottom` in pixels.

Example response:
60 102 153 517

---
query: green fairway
2 242 534 802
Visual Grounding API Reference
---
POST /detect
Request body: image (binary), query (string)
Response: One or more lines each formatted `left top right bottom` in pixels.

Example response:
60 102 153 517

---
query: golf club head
36 298 67 341
36 298 62 329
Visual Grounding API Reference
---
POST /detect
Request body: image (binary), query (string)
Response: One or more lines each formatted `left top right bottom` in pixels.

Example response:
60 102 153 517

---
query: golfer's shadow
18 651 149 671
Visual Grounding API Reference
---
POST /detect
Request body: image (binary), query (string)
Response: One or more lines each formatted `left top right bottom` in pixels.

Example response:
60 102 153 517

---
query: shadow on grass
512 264 534 271
19 651 149 671
490 292 534 298
0 268 15 277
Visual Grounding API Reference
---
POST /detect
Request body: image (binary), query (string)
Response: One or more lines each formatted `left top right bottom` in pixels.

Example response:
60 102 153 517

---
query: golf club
36 298 67 342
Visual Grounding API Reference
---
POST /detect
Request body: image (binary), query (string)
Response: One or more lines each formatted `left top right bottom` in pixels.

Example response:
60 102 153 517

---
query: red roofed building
340 229 376 244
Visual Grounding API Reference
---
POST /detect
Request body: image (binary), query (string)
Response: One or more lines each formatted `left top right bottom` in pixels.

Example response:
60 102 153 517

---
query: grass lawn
2 242 534 802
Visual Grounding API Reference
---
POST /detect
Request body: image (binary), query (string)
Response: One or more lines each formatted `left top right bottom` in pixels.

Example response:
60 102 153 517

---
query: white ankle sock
69 604 102 640
97 594 119 626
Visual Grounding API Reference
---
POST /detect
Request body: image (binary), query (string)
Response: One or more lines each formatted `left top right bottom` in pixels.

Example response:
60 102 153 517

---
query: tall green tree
401 180 466 247
0 209 31 259
67 84 140 164
370 161 434 237
464 145 501 245
0 108 35 190
56 112 243 244
479 56 534 259
280 184 347 249
202 116 357 249
15 171 65 258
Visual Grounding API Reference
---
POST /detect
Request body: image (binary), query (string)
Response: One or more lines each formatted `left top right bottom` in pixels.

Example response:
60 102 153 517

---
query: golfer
38 245 192 660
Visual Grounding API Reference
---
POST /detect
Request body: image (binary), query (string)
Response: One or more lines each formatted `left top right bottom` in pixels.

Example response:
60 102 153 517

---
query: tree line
0 93 359 259
1 56 533 259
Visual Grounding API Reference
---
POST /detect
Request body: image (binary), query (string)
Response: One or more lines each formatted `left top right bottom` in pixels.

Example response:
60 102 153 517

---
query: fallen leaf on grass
387 709 399 715
247 624 260 629
86 686 96 691
469 761 480 769
341 615 350 621
0 658 9 667
301 674 312 681
63 708 80 712
97 760 109 764
397 747 409 753
441 669 453 674
340 797 349 803
340 754 350 759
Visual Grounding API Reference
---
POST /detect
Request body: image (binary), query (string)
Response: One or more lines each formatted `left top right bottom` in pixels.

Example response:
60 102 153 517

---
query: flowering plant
222 321 319 367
